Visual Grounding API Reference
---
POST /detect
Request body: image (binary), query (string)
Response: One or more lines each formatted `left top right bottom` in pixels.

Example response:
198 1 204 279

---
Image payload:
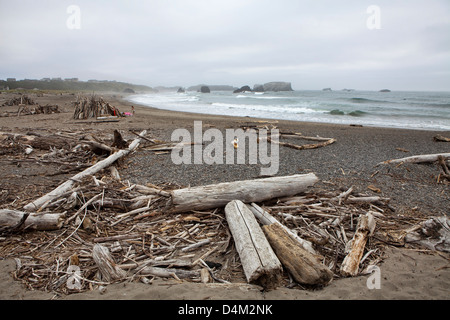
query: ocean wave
348 97 389 104
329 109 367 117
130 93 199 105
127 91 450 131
329 109 345 115
236 94 282 100
212 102 324 114
348 110 367 117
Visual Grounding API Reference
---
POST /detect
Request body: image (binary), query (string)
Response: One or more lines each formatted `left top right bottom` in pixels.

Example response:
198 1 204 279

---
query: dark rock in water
379 89 391 92
199 86 210 93
263 82 293 92
253 84 265 92
123 88 135 93
233 85 252 93
177 87 185 93
322 88 332 91
188 84 235 91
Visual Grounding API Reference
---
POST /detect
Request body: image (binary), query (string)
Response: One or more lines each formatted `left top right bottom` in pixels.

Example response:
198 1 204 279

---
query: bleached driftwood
92 244 127 282
262 223 333 285
340 212 376 277
268 137 336 150
138 266 200 280
0 209 65 231
225 200 283 289
405 216 450 253
23 130 146 211
134 184 171 197
170 173 319 213
247 202 316 255
377 153 450 166
433 134 450 142
345 196 390 204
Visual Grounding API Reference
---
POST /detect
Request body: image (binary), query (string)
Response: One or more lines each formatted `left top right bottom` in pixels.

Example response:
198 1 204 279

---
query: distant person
131 105 135 116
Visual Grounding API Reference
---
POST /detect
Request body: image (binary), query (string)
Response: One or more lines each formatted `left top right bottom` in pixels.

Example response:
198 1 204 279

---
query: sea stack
199 86 210 93
263 82 293 92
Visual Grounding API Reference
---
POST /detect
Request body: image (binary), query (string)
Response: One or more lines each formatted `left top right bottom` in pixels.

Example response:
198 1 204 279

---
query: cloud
0 0 449 90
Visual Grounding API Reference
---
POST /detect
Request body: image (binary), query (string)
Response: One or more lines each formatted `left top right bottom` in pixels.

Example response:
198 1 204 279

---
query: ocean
128 90 450 131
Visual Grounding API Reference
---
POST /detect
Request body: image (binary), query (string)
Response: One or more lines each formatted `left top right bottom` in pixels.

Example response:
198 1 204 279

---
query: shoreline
0 91 449 300
124 91 450 132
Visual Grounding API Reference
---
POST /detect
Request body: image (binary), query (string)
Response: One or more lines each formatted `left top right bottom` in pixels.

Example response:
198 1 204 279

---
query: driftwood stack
0 95 60 117
72 95 122 120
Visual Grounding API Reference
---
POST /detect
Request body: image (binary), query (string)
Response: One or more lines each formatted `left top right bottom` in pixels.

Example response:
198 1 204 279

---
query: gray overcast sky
1 0 449 91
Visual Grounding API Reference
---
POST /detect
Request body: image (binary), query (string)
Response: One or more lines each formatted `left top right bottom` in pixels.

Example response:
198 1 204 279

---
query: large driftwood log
340 213 376 277
262 223 333 285
92 244 127 282
170 173 319 213
247 202 316 255
377 153 450 166
225 200 283 289
23 130 146 211
0 209 65 232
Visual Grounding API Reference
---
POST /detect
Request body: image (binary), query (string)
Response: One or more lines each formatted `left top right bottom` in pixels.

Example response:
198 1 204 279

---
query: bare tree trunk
262 223 333 285
247 202 316 255
170 173 319 213
377 153 450 166
225 200 283 289
0 209 64 231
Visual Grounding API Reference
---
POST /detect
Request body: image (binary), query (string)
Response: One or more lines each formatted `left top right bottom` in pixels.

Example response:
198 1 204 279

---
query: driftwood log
112 129 128 149
377 153 450 166
224 200 283 289
0 209 65 232
170 173 319 213
267 136 336 150
405 216 450 253
138 266 200 280
247 202 316 255
433 134 450 142
23 130 147 211
262 223 333 285
340 212 376 276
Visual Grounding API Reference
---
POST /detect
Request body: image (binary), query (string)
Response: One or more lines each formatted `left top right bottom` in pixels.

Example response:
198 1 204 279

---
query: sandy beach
0 91 449 301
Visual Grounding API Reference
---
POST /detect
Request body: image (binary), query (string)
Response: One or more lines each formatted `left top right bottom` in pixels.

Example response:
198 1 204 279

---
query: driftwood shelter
73 95 122 120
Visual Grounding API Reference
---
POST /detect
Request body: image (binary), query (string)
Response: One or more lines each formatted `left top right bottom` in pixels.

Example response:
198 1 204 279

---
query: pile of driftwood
17 104 61 116
0 129 449 295
73 95 122 120
2 95 37 106
240 123 337 151
0 95 61 117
